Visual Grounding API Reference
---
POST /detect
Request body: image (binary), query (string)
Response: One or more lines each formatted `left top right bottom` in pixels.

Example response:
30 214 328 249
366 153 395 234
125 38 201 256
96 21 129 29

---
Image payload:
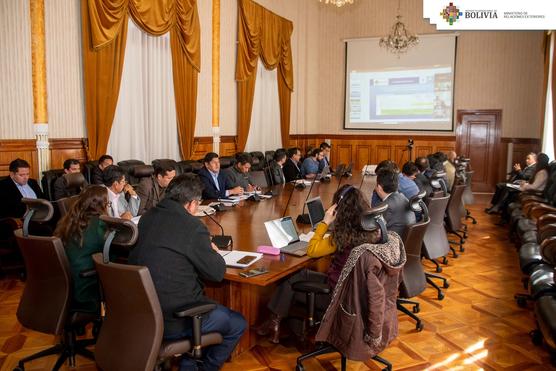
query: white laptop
362 164 377 176
264 216 308 256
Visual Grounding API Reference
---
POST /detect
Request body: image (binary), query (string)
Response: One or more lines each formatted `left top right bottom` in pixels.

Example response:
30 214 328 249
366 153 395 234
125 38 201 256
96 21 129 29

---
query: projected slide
349 67 452 124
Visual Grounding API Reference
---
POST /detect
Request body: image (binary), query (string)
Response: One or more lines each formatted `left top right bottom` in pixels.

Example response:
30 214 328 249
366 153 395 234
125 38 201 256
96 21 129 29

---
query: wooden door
456 110 502 193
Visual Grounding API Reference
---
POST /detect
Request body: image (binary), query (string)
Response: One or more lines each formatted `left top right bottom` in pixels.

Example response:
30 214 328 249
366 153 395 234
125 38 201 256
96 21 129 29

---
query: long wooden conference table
201 173 376 357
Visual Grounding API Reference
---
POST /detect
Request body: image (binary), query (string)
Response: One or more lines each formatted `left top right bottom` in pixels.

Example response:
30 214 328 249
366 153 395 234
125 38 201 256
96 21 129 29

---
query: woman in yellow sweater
257 184 382 343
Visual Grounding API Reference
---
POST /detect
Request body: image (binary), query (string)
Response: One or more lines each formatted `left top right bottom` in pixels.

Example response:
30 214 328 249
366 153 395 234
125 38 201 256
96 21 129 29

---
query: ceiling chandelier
379 0 419 55
319 0 354 7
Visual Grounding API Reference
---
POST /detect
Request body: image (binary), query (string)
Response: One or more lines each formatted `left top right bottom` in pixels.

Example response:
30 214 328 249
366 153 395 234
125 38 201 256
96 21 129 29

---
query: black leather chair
250 170 269 188
533 291 556 363
249 151 265 171
41 169 65 201
176 160 193 174
13 199 96 370
264 150 275 167
55 195 79 218
117 159 146 186
82 161 98 184
0 216 23 277
132 164 155 184
219 156 236 169
177 160 203 174
93 216 222 371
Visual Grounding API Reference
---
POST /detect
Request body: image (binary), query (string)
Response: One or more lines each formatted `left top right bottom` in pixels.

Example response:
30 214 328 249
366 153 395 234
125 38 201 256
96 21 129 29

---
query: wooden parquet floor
1 199 556 370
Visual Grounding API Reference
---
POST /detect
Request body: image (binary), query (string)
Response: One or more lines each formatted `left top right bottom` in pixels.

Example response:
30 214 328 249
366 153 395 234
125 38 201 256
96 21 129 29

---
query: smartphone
239 267 269 278
236 255 257 265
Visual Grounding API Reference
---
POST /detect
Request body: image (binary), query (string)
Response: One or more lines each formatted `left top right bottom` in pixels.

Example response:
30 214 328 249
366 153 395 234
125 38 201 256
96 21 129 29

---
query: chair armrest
174 302 217 318
79 269 97 278
0 217 22 230
292 281 330 294
530 205 556 219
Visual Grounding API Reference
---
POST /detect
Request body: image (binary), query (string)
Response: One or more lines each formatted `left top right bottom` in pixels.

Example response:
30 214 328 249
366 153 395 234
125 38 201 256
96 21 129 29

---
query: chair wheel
412 305 420 313
443 281 450 289
452 253 458 258
13 367 24 371
416 322 424 332
442 257 448 265
438 292 445 300
516 297 527 308
460 246 465 252
472 220 477 224
530 329 543 346
436 266 442 273
296 364 305 371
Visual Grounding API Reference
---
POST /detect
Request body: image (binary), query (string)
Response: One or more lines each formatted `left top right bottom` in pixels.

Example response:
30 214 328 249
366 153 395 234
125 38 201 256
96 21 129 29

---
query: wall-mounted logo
440 2 463 25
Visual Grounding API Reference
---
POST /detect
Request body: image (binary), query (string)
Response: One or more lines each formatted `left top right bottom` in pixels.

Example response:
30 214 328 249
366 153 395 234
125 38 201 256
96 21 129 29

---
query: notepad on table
217 250 263 268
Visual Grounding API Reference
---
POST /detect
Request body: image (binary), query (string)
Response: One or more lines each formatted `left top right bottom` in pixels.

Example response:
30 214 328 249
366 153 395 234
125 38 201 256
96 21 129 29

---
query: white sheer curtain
245 60 282 152
107 19 181 163
542 32 555 161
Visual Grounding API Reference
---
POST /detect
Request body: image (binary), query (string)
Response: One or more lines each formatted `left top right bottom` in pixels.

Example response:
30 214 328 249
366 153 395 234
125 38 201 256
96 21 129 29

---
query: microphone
203 211 232 250
296 174 319 225
282 183 298 218
336 166 348 191
358 171 367 190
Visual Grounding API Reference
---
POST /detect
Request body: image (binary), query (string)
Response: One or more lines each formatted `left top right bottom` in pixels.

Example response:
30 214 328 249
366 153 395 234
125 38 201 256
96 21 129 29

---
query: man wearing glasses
102 165 140 219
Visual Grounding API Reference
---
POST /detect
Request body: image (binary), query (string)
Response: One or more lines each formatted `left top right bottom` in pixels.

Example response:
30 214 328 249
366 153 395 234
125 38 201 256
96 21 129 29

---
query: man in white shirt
102 165 140 219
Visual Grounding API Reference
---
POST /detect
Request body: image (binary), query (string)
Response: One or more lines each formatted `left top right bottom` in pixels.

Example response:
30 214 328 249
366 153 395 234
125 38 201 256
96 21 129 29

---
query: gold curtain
235 0 293 152
82 0 200 160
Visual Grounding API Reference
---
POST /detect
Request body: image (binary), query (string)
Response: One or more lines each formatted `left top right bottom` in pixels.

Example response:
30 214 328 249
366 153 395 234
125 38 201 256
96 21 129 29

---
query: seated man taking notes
198 152 243 200
129 174 246 370
226 153 258 192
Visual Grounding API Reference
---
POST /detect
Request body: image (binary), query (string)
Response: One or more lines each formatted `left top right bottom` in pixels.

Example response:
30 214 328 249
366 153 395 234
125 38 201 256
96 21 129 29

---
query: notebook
264 216 308 257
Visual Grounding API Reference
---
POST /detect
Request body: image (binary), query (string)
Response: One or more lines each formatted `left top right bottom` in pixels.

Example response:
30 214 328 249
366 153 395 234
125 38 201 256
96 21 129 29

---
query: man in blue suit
198 152 243 200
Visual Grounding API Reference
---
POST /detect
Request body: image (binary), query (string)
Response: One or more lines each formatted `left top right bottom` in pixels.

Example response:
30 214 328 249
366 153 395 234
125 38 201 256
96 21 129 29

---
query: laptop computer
306 196 325 229
316 165 331 180
264 216 308 256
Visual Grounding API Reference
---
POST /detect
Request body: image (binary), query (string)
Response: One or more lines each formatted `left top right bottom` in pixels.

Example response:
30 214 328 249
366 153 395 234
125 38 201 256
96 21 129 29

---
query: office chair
41 169 65 201
292 204 394 371
55 195 79 218
219 156 236 169
13 198 96 371
249 151 265 171
117 159 146 185
250 170 269 188
445 184 467 252
0 216 23 277
264 150 275 166
82 160 98 183
398 193 431 329
93 216 222 371
422 195 452 267
463 169 477 224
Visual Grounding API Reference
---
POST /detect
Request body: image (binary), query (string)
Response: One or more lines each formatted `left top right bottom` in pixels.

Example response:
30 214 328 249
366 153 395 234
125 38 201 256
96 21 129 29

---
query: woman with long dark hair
54 185 108 313
257 184 405 343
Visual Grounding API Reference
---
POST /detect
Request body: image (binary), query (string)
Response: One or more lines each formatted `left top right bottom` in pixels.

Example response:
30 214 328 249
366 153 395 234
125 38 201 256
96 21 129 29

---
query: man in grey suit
102 165 140 219
372 167 416 237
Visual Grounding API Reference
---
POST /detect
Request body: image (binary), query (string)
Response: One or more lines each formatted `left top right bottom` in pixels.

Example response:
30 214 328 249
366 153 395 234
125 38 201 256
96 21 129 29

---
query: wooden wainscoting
0 140 39 178
500 138 542 180
192 136 238 160
289 134 457 170
49 138 88 169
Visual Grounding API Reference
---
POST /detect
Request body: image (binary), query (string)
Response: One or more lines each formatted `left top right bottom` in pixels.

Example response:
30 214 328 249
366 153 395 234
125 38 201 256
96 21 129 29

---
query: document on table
217 250 263 268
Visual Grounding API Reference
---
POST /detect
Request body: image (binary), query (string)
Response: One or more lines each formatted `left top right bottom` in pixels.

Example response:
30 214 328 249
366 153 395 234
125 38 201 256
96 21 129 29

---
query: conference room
1 0 556 370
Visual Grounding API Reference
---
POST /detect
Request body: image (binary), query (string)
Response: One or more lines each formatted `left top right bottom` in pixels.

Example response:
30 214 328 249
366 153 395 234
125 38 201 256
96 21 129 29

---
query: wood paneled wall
289 135 457 170
0 135 542 180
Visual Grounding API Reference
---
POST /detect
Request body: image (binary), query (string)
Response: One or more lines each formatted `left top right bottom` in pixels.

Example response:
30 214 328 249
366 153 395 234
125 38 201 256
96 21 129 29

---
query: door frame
456 109 502 192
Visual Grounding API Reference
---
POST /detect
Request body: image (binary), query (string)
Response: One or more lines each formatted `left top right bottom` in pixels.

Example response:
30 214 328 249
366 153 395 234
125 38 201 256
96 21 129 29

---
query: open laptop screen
264 216 301 248
306 197 325 228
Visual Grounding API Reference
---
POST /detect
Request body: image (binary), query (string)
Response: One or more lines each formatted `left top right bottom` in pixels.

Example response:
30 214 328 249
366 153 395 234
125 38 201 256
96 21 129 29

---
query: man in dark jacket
0 158 44 218
91 154 113 185
198 152 243 199
283 147 303 182
486 152 537 213
414 157 434 197
129 173 246 370
53 158 85 200
372 168 416 237
269 150 287 185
